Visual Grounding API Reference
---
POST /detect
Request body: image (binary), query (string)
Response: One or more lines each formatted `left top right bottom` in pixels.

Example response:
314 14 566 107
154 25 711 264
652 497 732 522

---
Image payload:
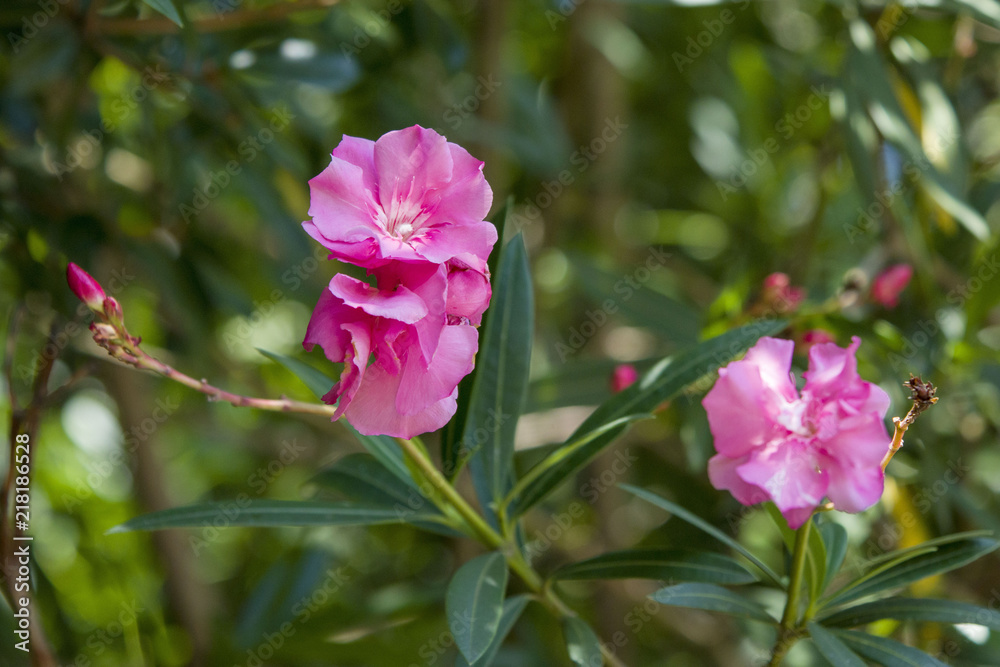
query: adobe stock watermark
716 84 831 201
60 600 146 667
671 0 752 73
442 74 502 130
48 67 173 180
6 0 71 55
508 116 629 234
554 246 671 362
178 106 296 223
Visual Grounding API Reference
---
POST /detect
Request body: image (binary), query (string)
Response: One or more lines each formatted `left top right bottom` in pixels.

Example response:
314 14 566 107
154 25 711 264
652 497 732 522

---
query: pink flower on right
703 336 891 529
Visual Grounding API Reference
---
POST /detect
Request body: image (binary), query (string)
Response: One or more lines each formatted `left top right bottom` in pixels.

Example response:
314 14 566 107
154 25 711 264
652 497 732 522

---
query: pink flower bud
797 329 836 354
870 264 913 308
761 272 805 313
103 296 124 324
67 263 106 311
610 364 638 393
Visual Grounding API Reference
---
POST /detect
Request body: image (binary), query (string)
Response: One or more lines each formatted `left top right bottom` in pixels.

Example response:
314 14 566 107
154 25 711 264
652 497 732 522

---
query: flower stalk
768 516 812 666
881 375 939 472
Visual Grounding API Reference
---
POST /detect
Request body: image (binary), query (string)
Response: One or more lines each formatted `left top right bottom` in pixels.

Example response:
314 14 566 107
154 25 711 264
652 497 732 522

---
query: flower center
377 181 427 240
776 398 817 438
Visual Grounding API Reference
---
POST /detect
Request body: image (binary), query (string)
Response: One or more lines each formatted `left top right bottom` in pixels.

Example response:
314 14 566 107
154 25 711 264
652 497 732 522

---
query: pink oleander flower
304 125 497 269
760 272 805 313
870 264 913 308
304 261 481 438
67 263 106 311
610 364 638 393
703 336 891 529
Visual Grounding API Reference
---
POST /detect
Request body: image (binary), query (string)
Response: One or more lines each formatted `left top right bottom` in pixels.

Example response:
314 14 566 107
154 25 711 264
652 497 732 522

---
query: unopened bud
67 263 107 311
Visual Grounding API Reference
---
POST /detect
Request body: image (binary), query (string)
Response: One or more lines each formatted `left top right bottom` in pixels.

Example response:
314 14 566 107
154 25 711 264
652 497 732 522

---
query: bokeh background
2 0 1000 664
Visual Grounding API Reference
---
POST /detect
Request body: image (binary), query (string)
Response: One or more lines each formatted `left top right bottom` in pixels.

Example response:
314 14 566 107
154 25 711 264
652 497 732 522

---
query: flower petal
396 324 478 415
737 440 827 526
328 273 428 324
703 362 775 458
708 453 770 507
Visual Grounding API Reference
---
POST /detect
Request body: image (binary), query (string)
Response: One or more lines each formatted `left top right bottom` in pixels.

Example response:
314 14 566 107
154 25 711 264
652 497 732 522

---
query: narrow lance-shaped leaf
823 538 999 609
650 583 776 624
140 0 183 26
806 622 867 667
510 319 788 517
820 597 1000 631
108 500 447 533
621 485 783 586
553 548 757 584
465 234 534 508
833 629 949 667
819 521 848 592
446 552 509 664
562 617 602 667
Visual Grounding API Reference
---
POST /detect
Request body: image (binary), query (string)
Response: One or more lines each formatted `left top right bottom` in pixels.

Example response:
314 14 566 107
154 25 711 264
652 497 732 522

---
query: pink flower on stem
703 336 891 529
304 125 497 269
760 272 805 313
610 364 638 393
870 264 913 308
67 263 107 311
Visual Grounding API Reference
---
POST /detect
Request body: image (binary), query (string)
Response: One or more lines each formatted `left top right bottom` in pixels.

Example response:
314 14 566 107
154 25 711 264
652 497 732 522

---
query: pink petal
426 143 493 224
742 337 798 402
376 262 449 361
373 126 453 217
446 258 492 325
737 440 827 525
703 362 775 458
328 274 428 324
803 336 862 398
610 364 639 394
413 220 498 265
396 324 478 415
708 453 770 507
344 367 459 438
307 154 380 244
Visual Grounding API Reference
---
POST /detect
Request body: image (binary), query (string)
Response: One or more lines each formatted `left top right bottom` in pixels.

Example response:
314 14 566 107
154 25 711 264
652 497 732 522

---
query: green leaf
502 414 652 512
140 0 183 26
823 538 999 608
455 595 531 667
258 348 414 489
833 629 949 666
510 320 787 516
858 530 994 571
552 548 757 584
569 254 700 345
562 617 602 667
446 552 509 664
309 454 460 537
820 597 1000 630
442 200 511 478
465 234 534 507
806 520 829 611
650 583 776 623
807 622 867 667
819 522 848 592
621 485 783 586
107 500 444 533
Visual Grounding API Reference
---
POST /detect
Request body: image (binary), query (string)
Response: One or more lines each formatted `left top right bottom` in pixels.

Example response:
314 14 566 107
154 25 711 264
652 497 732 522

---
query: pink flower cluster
703 336 891 529
303 126 496 438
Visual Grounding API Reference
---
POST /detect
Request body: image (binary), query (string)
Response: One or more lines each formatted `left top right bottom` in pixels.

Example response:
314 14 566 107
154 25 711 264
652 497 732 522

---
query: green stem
768 517 812 666
394 437 625 667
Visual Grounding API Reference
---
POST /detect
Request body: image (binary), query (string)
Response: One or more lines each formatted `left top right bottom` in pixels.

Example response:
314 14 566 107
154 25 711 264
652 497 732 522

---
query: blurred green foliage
2 0 1000 664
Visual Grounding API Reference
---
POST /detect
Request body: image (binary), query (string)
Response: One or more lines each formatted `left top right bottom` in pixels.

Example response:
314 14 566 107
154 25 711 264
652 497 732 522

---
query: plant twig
882 375 939 472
